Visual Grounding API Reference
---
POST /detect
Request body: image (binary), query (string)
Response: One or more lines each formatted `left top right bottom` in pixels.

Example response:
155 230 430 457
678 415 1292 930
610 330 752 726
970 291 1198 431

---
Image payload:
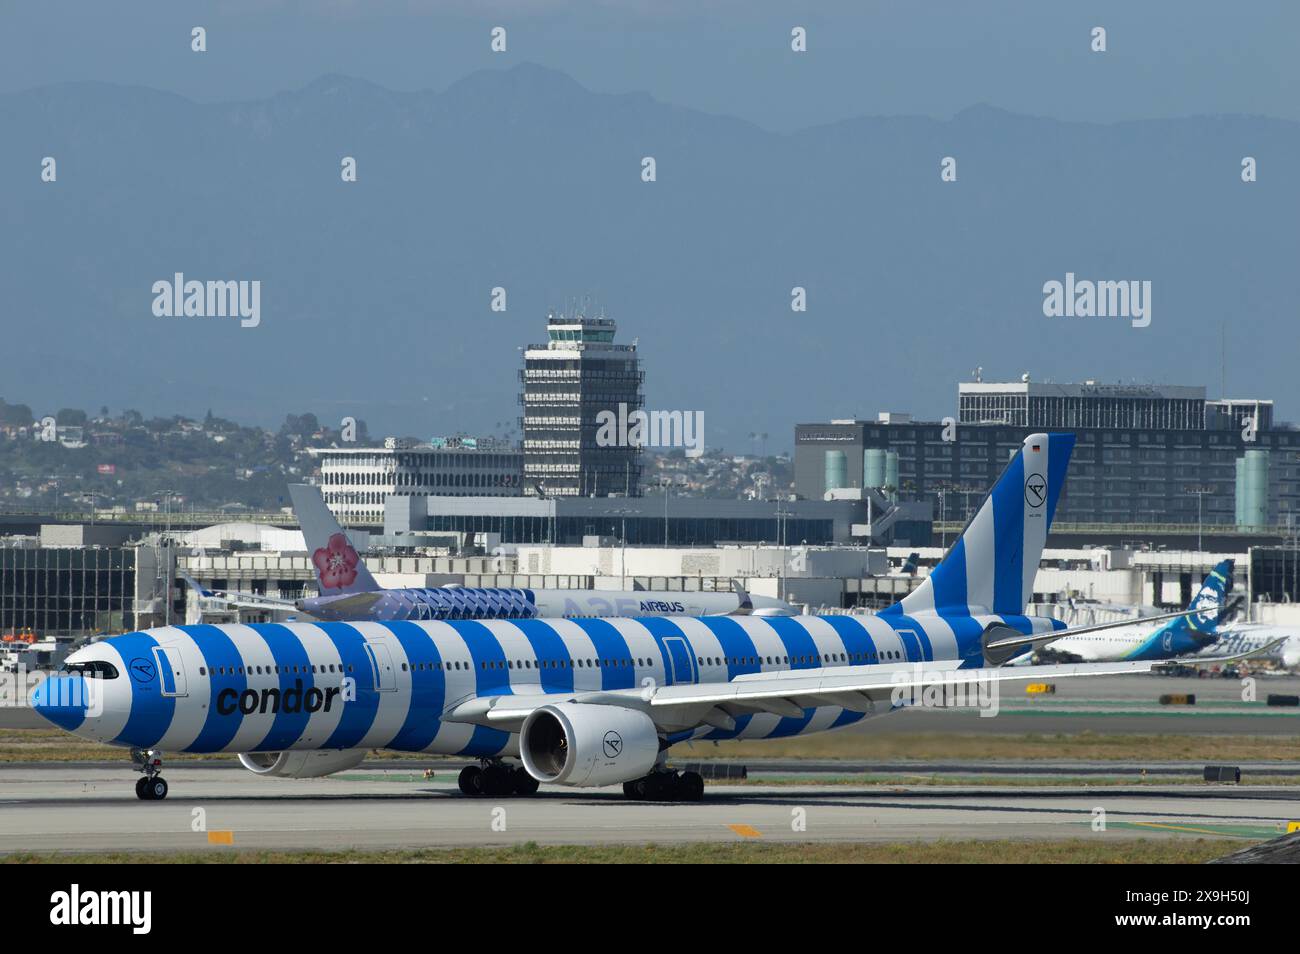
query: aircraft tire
512 769 540 797
482 765 514 798
680 771 705 801
458 765 483 796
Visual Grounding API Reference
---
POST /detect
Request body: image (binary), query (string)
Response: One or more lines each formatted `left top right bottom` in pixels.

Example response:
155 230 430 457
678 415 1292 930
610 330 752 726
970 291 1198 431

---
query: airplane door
152 646 188 697
365 642 397 691
662 637 696 685
895 628 921 662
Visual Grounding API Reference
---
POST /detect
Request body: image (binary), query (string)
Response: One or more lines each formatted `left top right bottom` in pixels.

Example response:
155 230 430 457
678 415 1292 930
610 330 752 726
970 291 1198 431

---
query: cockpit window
64 661 120 679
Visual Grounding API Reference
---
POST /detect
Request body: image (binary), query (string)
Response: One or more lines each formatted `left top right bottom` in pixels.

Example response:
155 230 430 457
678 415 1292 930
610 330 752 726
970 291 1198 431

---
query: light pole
610 507 636 587
158 488 179 627
941 488 951 548
1184 485 1214 553
84 491 107 530
659 476 671 547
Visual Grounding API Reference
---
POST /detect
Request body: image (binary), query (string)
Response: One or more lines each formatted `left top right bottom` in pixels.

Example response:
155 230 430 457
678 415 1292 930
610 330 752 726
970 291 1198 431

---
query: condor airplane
182 483 794 621
32 434 1259 802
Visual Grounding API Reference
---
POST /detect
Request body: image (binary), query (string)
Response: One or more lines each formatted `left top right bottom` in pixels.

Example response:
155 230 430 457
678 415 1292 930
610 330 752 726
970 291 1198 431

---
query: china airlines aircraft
182 483 794 621
33 434 1257 803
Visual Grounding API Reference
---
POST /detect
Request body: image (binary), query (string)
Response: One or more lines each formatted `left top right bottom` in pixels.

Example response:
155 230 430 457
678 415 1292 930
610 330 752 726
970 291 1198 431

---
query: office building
796 379 1300 528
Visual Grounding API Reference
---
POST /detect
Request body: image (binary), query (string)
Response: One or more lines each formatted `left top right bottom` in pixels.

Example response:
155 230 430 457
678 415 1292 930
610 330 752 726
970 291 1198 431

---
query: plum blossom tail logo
312 533 360 590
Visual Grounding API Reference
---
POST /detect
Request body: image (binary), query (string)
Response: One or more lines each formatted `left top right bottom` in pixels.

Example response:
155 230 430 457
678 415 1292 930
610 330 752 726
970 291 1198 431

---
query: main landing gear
130 748 169 800
458 759 540 798
622 769 704 802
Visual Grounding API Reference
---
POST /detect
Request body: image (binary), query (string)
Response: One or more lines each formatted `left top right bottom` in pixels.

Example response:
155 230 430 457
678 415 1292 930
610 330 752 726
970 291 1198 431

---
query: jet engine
520 703 660 787
238 749 367 778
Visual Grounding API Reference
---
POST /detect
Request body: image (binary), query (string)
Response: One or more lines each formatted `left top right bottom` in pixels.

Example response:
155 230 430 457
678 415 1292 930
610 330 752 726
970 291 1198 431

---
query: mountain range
2 63 1297 448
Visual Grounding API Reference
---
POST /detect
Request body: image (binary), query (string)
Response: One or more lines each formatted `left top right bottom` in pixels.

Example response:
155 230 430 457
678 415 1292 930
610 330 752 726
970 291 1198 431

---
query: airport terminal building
795 380 1300 530
383 492 931 548
308 439 523 525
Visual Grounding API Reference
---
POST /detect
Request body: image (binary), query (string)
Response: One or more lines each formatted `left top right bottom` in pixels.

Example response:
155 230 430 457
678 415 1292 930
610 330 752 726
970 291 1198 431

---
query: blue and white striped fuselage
42 611 1063 757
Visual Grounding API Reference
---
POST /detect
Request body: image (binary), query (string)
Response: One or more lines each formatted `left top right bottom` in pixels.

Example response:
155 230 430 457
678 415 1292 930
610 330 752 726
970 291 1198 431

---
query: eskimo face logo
1024 473 1047 508
129 658 156 683
1162 631 1174 652
602 730 623 759
1191 592 1219 629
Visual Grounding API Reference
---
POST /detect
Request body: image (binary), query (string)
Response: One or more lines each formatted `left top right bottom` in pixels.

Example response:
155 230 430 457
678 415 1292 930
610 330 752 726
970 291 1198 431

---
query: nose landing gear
130 748 168 800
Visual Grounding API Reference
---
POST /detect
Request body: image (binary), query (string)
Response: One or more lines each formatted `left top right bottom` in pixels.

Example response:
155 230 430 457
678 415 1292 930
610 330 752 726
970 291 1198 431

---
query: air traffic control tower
520 310 644 497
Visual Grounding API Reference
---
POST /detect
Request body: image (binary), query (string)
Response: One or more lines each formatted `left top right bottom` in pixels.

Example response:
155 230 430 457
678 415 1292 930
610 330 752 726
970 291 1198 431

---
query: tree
0 399 34 426
281 412 320 437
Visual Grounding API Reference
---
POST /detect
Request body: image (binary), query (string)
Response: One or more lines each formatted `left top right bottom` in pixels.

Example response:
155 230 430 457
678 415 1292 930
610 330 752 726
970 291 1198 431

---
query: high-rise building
520 310 644 497
796 379 1300 528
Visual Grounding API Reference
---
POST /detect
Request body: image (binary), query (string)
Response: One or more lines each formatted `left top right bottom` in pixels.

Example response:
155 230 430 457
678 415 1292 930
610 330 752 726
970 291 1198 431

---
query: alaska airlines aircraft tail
288 483 381 596
885 432 1075 618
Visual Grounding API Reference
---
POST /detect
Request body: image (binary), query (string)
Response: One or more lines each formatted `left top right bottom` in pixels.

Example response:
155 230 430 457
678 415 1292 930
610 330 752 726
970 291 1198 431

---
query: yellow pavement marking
207 830 235 845
1132 822 1232 837
728 824 762 838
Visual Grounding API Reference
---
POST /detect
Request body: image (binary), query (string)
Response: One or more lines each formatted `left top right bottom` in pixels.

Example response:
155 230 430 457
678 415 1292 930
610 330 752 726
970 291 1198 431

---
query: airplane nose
29 675 92 732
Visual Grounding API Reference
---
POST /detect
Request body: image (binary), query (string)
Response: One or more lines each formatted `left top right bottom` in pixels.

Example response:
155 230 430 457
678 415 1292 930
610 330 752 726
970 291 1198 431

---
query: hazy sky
4 1 1296 442
4 1 1297 129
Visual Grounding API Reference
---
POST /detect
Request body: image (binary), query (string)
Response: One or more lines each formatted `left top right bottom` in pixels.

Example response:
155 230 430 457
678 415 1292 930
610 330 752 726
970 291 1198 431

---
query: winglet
178 569 213 599
730 579 754 615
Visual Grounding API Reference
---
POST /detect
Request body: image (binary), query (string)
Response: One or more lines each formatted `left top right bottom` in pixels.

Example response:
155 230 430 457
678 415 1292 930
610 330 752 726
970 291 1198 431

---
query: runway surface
833 673 1300 736
2 762 1297 854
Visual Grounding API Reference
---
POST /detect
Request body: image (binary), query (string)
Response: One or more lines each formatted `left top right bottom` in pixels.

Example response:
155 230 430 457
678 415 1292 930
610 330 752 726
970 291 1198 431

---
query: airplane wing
443 657 1166 733
178 570 298 612
317 592 385 616
1167 638 1289 667
445 639 1287 734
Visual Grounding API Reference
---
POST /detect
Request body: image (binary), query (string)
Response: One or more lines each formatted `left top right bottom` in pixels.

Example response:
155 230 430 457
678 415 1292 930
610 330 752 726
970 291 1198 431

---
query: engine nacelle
238 749 367 778
520 703 660 787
